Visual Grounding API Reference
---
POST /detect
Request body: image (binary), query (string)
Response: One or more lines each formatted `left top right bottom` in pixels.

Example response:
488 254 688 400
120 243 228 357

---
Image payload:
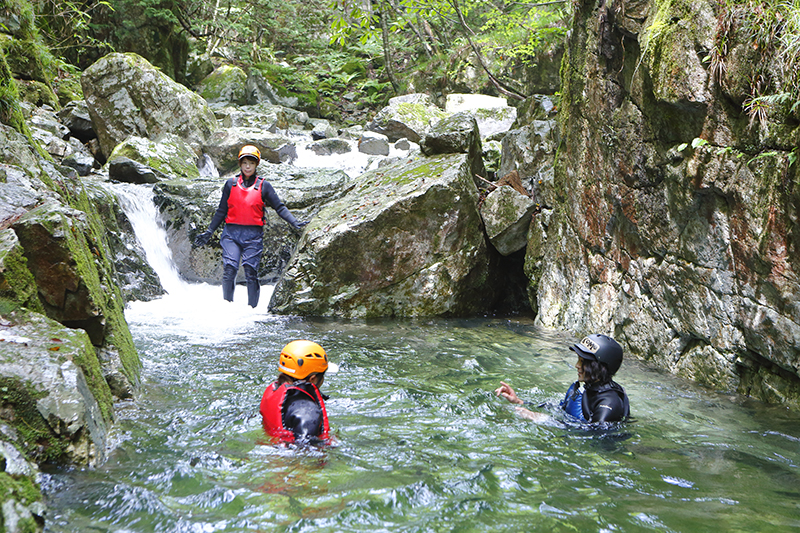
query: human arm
194 180 232 245
496 381 551 423
261 181 306 229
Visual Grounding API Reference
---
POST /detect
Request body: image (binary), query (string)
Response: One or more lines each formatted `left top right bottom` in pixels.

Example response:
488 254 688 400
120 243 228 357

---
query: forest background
2 0 569 132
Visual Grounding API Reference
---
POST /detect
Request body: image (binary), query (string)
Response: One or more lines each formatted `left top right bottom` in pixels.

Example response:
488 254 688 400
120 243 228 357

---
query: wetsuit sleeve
587 389 626 423
283 390 323 441
207 179 233 233
261 181 300 227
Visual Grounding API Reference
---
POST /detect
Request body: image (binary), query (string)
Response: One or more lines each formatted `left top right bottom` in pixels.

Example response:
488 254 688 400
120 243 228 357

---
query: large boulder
0 308 112 466
197 64 248 105
367 93 447 143
444 93 518 138
480 185 537 256
420 112 486 185
269 153 498 317
107 134 200 180
81 53 217 159
499 120 559 208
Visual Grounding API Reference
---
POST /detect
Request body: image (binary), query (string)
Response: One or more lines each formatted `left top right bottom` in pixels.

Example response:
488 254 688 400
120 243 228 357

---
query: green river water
41 290 800 532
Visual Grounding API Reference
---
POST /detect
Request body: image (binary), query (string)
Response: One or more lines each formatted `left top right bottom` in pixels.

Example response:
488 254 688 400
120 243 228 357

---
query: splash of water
108 182 273 343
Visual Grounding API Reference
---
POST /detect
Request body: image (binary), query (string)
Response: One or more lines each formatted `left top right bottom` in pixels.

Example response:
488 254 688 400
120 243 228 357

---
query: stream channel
40 139 800 532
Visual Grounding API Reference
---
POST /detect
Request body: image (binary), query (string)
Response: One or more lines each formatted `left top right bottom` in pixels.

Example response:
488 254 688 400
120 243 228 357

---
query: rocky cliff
528 0 800 406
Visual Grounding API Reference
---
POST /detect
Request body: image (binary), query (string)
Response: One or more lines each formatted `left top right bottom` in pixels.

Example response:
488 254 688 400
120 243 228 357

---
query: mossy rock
15 79 59 109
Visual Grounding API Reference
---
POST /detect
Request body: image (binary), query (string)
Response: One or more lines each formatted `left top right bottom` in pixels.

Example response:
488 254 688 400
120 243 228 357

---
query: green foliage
0 50 35 140
34 0 116 67
476 0 567 65
713 0 800 126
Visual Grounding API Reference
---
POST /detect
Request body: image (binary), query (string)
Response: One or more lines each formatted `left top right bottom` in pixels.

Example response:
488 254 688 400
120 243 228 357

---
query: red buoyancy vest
259 381 330 443
226 175 265 226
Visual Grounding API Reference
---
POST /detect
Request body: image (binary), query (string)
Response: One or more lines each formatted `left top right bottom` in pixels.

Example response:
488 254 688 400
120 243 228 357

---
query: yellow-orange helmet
278 340 328 379
238 144 261 162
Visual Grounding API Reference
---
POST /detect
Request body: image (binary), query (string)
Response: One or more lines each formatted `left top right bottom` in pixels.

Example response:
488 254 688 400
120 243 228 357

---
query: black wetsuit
562 380 630 423
206 175 299 233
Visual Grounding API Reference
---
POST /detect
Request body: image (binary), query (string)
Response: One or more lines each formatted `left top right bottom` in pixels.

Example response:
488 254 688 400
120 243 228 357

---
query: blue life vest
561 381 586 421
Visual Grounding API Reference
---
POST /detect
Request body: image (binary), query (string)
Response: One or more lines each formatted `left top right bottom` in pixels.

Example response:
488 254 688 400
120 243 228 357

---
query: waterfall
198 154 219 178
109 182 185 295
109 182 271 342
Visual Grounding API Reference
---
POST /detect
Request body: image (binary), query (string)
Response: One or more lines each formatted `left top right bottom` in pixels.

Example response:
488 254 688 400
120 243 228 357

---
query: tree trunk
378 1 401 93
448 0 527 100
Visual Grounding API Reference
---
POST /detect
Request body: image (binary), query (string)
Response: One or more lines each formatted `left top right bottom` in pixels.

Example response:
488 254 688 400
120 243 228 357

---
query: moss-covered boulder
0 229 42 313
10 186 140 392
108 135 200 180
197 64 248 106
480 185 537 256
420 112 486 185
0 308 112 465
269 153 498 317
81 53 217 159
367 93 447 143
0 426 44 531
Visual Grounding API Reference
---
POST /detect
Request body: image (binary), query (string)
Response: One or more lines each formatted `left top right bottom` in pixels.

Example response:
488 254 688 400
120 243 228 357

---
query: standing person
193 145 307 307
496 333 630 424
260 340 334 444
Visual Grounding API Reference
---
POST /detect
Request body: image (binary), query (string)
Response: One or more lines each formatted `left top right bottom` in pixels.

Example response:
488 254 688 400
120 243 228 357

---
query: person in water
495 333 630 424
260 340 334 444
193 144 307 307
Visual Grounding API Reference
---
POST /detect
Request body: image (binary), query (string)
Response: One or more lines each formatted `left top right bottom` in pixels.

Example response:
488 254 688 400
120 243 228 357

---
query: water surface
42 291 800 532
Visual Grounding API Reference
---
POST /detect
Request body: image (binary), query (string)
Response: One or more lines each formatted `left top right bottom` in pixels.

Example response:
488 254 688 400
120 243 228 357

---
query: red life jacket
226 175 265 226
259 380 330 443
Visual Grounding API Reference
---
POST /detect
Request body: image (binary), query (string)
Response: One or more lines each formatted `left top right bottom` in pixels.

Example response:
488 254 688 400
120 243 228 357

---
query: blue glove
294 221 309 229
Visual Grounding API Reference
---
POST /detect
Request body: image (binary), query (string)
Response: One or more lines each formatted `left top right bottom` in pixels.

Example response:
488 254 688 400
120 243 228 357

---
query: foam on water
109 182 276 344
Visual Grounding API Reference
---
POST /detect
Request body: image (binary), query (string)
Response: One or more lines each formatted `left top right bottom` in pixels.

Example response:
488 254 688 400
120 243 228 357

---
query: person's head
238 145 261 177
277 340 329 387
570 334 623 383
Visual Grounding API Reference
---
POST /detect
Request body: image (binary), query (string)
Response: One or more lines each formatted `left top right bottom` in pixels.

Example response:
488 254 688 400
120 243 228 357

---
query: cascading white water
198 153 220 178
109 182 185 295
108 182 272 343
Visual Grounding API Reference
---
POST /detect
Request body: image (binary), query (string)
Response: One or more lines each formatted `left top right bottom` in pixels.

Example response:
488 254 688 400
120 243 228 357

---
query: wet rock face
0 309 113 466
269 153 499 318
527 0 800 406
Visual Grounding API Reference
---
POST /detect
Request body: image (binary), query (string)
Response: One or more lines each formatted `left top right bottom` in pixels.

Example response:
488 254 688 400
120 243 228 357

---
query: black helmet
570 333 623 375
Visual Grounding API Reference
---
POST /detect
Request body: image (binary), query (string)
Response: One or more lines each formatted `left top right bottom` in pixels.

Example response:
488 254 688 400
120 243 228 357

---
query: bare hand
495 381 523 405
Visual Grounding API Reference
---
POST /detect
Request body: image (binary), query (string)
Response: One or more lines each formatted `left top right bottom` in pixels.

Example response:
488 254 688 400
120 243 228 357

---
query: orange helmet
238 144 261 162
278 340 328 379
